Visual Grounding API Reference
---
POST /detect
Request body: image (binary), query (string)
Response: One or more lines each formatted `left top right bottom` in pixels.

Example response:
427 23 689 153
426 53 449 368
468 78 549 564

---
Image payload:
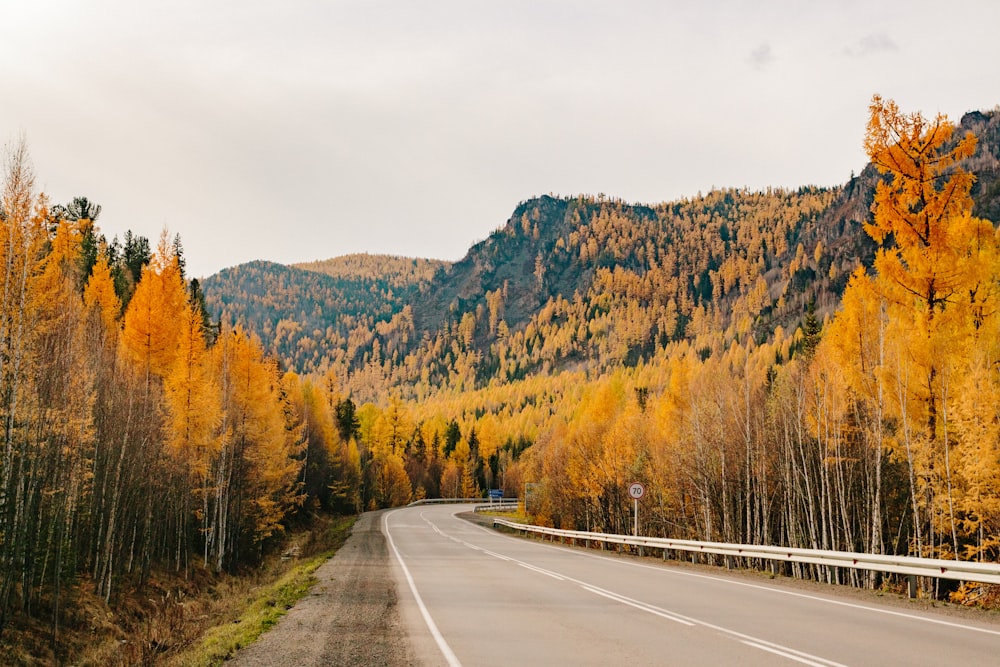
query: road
385 505 1000 666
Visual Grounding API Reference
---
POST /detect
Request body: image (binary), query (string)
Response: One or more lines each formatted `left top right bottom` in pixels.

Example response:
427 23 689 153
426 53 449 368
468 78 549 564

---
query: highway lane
384 505 1000 666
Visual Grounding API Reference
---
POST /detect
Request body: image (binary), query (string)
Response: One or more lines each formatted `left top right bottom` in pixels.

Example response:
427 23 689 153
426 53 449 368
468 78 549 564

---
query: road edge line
384 510 463 667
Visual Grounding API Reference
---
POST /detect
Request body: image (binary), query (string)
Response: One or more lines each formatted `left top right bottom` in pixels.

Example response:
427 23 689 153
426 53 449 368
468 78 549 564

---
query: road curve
385 505 1000 667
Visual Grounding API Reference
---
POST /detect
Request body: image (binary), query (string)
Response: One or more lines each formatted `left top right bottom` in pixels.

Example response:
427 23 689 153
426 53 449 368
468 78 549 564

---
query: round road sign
628 482 645 499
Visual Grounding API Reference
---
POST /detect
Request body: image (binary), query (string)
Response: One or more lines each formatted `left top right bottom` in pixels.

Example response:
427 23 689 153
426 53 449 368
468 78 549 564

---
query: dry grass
0 514 354 666
165 518 352 667
477 508 533 525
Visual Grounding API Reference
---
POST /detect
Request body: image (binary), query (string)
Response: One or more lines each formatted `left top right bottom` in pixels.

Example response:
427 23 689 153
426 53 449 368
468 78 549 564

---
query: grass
167 515 355 667
0 514 360 666
478 508 533 525
171 554 322 665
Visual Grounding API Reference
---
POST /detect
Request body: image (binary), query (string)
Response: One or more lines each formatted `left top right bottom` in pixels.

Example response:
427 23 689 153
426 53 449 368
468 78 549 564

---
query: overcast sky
3 1 999 278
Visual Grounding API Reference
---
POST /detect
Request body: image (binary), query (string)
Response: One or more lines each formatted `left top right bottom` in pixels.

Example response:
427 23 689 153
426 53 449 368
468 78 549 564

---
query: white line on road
384 511 463 667
511 530 1000 638
426 511 842 666
580 585 695 626
741 640 843 667
517 561 566 580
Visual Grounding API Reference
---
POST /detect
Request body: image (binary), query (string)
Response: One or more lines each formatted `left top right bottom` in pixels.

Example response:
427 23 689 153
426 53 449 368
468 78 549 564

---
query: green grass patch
168 515 354 667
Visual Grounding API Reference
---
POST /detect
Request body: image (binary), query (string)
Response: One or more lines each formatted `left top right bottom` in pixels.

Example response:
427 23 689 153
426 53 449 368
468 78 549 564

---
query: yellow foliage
121 233 187 377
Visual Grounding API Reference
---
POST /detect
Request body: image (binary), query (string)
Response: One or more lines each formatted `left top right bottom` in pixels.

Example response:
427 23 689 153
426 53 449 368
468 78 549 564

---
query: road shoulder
229 510 414 666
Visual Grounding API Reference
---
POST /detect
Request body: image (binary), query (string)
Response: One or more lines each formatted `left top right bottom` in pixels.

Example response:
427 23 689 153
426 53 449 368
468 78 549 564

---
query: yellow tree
0 141 79 626
165 301 220 471
121 232 187 380
820 269 891 556
857 96 1000 557
25 206 96 637
864 95 979 437
211 325 302 571
118 231 190 575
83 251 121 335
164 300 222 565
81 245 143 600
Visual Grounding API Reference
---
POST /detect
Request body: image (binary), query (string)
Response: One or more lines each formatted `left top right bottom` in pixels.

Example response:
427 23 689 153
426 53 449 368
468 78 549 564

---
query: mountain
293 254 446 285
202 255 448 374
203 107 1000 399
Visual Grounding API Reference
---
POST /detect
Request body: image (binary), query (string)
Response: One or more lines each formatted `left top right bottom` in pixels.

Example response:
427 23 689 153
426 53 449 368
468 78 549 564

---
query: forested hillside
205 101 1000 591
202 255 447 374
3 98 999 663
210 107 1000 406
0 146 368 662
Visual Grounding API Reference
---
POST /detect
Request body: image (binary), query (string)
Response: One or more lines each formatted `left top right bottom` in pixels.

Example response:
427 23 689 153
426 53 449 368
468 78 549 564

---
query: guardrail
408 497 518 507
492 519 1000 589
473 501 520 513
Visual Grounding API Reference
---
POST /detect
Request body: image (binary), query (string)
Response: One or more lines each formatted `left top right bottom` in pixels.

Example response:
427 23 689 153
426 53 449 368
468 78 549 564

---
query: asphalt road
385 505 1000 666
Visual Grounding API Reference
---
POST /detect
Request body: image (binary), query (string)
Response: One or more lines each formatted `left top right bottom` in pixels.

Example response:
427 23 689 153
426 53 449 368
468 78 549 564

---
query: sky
2 1 999 278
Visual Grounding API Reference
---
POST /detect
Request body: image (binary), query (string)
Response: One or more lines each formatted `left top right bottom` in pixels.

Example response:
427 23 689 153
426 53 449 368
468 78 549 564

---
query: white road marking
469 516 1000 638
517 561 566 580
423 511 840 666
741 640 843 667
580 585 695 626
383 511 463 667
534 532 1000 638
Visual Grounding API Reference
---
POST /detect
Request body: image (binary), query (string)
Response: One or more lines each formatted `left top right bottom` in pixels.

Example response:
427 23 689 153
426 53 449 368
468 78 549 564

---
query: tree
335 398 360 442
65 196 102 222
211 325 303 571
164 300 222 567
854 96 1000 559
188 277 216 342
121 232 187 380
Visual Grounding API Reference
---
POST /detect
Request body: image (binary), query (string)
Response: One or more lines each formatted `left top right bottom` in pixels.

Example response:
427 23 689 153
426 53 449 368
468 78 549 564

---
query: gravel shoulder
228 510 414 666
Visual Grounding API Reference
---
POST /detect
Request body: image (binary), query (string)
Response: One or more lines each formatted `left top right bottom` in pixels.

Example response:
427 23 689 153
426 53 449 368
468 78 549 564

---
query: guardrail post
907 575 918 599
725 555 733 570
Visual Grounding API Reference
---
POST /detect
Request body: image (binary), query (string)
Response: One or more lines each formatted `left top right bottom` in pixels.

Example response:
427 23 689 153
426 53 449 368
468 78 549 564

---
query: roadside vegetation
3 96 1000 662
0 515 353 666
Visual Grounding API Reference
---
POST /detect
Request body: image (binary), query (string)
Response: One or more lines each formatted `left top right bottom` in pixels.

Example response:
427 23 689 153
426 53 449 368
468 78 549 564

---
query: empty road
385 505 1000 666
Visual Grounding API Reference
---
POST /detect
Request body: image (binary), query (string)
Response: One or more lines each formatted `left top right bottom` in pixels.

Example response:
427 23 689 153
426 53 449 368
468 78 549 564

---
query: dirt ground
228 510 415 667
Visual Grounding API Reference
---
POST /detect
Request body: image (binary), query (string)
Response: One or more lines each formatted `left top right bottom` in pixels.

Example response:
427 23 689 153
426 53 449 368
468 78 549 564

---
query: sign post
628 482 645 537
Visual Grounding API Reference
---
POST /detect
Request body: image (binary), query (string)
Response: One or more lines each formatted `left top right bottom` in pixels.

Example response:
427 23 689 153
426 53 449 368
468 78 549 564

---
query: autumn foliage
2 97 999 653
197 99 1000 585
0 142 359 651
259 99 1000 585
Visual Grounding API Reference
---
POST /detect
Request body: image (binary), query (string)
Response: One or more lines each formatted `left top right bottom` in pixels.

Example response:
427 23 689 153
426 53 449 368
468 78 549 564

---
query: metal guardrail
493 519 1000 586
408 497 518 507
473 501 520 513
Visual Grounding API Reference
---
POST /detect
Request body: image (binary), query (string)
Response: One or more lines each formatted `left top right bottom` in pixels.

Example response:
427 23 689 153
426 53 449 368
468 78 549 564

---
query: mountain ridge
203 106 1000 395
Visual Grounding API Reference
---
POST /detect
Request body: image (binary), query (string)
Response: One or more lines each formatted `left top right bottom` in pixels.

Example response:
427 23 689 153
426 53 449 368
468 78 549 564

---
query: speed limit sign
628 482 645 499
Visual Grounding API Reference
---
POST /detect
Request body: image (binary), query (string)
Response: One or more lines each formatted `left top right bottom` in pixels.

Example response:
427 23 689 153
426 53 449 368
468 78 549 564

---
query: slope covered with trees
202 255 447 375
0 144 365 661
4 97 999 662
206 101 1000 600
208 109 1000 402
